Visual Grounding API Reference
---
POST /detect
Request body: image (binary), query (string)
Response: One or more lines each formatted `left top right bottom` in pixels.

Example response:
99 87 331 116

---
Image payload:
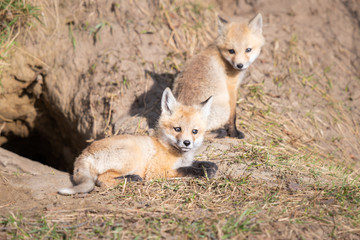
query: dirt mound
1 1 170 170
0 148 70 203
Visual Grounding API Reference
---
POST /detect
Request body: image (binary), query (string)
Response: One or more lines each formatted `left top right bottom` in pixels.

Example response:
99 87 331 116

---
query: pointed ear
161 88 177 115
217 16 228 35
200 96 213 120
248 13 263 34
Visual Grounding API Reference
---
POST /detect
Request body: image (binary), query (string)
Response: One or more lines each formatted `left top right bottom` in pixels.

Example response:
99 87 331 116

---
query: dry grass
1 177 359 239
1 0 360 239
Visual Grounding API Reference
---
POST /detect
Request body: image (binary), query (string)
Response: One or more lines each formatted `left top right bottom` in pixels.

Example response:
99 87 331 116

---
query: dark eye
192 129 198 134
245 48 252 53
228 49 235 54
174 127 181 132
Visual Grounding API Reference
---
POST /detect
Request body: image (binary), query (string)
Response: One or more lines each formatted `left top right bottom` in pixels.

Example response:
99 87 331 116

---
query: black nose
183 140 191 146
237 63 244 69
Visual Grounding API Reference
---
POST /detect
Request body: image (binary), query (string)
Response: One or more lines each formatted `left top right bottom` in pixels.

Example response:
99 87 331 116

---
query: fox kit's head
216 13 265 71
158 88 213 153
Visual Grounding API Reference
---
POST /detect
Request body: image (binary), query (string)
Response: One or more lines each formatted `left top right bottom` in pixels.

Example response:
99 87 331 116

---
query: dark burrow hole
2 131 66 170
1 97 87 173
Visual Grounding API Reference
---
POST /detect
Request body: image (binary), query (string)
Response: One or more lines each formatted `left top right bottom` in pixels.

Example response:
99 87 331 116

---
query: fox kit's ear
249 13 263 34
200 96 213 120
161 88 177 115
217 16 228 35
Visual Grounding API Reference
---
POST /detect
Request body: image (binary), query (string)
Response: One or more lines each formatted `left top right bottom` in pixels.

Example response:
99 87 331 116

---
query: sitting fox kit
173 14 265 138
58 88 217 195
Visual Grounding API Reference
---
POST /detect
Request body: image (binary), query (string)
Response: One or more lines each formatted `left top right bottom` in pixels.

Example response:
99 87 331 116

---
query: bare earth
0 0 359 239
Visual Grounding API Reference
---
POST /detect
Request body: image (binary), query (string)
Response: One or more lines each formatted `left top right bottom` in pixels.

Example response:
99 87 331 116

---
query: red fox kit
58 88 217 195
173 14 265 138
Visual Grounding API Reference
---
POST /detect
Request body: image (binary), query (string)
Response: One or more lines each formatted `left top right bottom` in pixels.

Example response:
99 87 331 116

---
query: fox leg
227 112 245 139
226 87 245 139
177 161 218 178
96 170 123 187
144 161 218 179
97 171 143 187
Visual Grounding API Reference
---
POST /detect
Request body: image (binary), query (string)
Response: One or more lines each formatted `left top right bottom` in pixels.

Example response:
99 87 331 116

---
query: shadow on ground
129 70 177 128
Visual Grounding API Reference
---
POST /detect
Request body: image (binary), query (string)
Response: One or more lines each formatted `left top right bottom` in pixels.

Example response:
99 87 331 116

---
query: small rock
287 182 300 192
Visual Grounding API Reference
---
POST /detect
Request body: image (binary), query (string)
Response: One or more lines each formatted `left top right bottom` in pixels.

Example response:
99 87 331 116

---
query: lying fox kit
173 14 265 138
58 88 217 195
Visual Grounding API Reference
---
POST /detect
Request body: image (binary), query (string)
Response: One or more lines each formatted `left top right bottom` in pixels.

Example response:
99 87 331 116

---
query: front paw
194 161 218 178
227 127 245 139
115 174 143 182
204 162 218 178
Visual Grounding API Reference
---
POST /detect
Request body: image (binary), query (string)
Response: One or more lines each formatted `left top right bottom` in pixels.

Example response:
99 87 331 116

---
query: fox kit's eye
192 129 198 134
245 48 252 53
174 127 181 132
228 49 235 54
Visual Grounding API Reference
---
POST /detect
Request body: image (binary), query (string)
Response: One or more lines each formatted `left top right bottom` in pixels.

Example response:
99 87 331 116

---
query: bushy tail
58 169 95 195
58 181 95 195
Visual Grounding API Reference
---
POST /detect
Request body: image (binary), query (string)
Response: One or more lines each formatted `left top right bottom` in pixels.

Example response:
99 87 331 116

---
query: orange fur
173 14 265 138
96 170 123 187
58 88 215 195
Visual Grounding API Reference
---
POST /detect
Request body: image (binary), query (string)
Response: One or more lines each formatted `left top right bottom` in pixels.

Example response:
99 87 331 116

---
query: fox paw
115 174 143 182
227 127 245 139
198 161 218 178
177 161 218 179
192 161 218 178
